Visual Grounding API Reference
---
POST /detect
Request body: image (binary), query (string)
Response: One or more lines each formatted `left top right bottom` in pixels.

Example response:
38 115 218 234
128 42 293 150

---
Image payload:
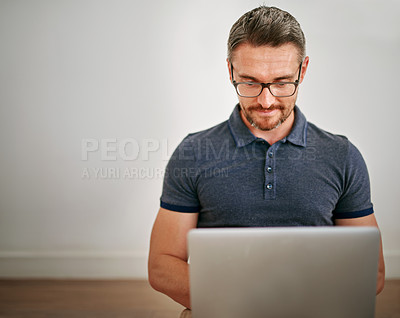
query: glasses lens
269 83 296 97
236 83 262 97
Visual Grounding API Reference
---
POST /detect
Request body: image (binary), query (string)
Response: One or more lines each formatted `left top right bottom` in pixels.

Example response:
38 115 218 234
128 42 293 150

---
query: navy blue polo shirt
160 105 374 227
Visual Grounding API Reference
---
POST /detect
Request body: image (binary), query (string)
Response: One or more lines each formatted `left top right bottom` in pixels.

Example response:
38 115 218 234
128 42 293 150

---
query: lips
257 108 277 113
251 107 282 116
249 105 283 112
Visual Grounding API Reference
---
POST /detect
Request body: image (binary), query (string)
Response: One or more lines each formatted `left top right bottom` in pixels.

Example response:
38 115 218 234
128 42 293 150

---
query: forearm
148 254 191 309
335 214 385 295
376 238 385 295
376 268 385 295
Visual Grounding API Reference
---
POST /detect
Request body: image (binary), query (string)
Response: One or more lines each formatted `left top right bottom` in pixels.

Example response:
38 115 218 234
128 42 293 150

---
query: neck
240 109 295 145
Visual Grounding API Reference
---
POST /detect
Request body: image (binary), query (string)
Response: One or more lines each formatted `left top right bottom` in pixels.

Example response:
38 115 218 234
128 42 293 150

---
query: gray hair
227 6 306 63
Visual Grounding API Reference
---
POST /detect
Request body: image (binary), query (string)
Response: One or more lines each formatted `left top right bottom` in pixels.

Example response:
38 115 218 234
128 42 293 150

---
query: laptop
188 226 380 318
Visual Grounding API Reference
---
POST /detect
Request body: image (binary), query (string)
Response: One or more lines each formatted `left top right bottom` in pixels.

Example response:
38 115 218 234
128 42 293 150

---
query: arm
148 207 198 309
335 214 385 294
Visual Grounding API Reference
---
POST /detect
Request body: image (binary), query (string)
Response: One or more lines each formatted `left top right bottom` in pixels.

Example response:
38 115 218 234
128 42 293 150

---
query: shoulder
185 119 230 142
177 120 232 152
307 122 351 153
306 121 366 168
307 122 348 145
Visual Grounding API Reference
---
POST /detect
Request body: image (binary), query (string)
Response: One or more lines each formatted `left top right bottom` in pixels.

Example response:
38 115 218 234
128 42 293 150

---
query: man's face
228 43 308 131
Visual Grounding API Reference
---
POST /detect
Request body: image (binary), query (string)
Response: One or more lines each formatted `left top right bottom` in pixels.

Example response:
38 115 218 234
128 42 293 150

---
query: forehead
231 43 299 78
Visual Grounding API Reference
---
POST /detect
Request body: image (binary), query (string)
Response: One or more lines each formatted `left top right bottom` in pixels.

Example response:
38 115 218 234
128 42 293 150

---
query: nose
257 87 277 109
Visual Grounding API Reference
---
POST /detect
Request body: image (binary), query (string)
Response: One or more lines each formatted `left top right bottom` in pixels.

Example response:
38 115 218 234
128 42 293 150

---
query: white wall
0 0 399 278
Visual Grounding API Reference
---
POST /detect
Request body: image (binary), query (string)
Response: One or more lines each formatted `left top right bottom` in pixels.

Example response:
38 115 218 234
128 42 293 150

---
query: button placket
265 145 276 200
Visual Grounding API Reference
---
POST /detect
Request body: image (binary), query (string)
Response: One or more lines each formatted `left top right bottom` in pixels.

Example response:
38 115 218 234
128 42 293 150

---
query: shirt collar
228 104 258 147
228 104 308 148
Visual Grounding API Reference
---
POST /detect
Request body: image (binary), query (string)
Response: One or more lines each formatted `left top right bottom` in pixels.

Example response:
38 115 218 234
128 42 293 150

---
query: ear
227 58 233 83
299 56 310 84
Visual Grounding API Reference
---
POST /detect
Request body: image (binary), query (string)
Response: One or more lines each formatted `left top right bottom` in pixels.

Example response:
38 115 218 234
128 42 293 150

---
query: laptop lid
188 226 380 318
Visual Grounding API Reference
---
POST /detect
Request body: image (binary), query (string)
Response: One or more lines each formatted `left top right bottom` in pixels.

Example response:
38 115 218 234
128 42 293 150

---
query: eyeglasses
231 61 303 98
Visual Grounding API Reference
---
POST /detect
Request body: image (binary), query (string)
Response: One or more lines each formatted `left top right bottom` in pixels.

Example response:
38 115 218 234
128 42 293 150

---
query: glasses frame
231 61 303 98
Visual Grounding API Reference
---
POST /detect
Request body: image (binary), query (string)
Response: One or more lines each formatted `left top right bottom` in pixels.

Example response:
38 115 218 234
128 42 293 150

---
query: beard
240 102 295 131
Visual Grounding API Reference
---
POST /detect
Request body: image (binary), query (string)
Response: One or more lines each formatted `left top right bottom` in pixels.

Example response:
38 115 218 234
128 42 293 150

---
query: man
148 6 385 316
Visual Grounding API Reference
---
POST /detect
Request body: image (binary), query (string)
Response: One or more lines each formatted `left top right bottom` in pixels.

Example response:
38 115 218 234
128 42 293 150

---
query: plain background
0 0 399 278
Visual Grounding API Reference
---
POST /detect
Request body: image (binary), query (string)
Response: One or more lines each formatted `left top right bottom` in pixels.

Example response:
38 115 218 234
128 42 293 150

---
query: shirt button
268 152 274 158
266 183 273 190
267 166 272 173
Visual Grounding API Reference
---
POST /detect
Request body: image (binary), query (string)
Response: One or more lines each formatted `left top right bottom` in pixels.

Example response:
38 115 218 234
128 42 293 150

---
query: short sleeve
333 141 374 219
160 135 201 212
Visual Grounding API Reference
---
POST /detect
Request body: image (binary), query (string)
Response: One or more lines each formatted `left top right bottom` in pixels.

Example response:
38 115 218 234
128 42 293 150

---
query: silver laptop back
188 227 379 318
